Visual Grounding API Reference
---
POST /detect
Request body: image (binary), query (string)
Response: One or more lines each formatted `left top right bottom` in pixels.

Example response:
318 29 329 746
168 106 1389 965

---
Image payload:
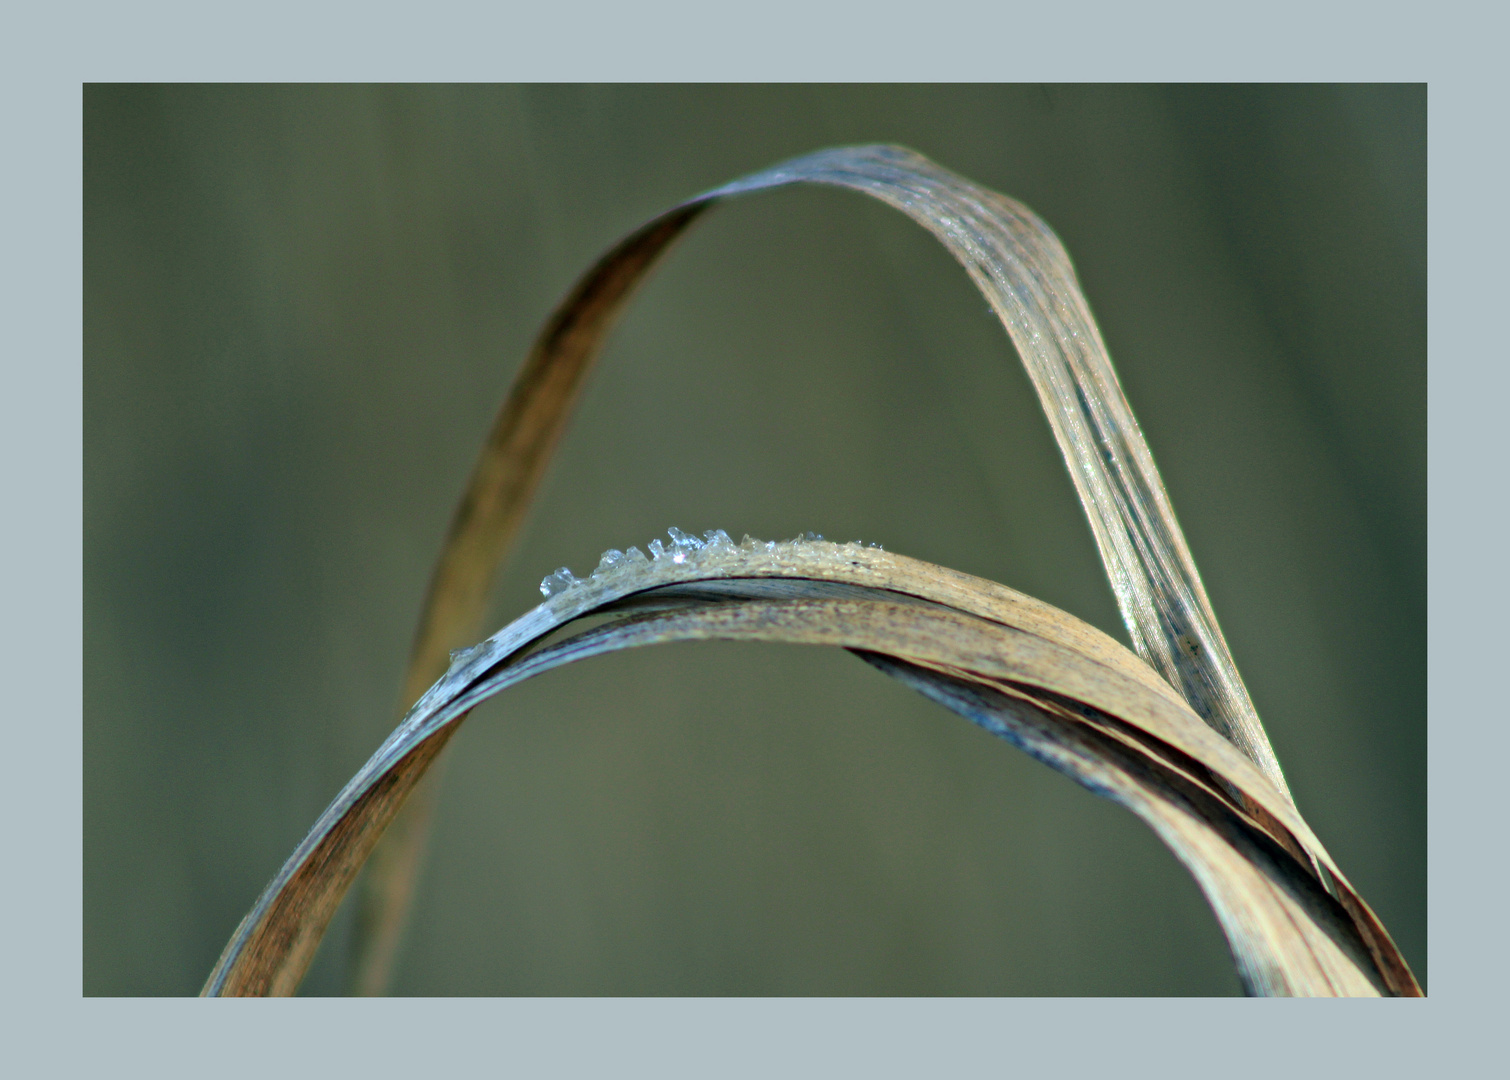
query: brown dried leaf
347 145 1301 994
203 539 1418 997
207 146 1413 998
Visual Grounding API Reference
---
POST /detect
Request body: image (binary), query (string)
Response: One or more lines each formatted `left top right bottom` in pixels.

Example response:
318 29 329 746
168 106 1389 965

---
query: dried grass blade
205 540 1418 996
707 147 1289 796
353 145 1296 990
861 658 1382 997
348 206 707 995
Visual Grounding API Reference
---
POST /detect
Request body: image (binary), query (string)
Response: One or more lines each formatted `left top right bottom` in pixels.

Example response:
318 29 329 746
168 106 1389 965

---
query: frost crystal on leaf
539 567 581 598
536 528 885 604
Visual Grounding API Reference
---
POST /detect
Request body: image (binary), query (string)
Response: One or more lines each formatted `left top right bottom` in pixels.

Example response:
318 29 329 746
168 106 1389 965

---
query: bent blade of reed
205 536 1416 997
350 145 1293 993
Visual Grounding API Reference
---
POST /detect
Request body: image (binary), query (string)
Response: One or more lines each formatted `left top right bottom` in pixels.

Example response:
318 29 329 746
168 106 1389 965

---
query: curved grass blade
353 145 1295 992
205 536 1419 997
347 206 708 995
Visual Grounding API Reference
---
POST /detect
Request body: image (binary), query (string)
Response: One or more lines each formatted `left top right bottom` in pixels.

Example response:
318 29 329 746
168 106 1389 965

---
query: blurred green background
84 85 1424 996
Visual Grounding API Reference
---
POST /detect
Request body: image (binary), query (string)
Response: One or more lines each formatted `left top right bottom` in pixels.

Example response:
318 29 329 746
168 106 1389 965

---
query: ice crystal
535 528 884 603
538 566 581 598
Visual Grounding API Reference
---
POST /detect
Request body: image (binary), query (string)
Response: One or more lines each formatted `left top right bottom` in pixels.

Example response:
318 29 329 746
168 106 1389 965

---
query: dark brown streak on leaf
347 203 708 996
1328 873 1426 999
205 723 462 997
1009 692 1387 994
853 655 1404 996
877 659 1417 997
1019 682 1318 868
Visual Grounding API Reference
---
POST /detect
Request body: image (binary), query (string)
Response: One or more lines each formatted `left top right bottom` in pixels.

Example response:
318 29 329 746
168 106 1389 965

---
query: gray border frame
20 0 1498 1072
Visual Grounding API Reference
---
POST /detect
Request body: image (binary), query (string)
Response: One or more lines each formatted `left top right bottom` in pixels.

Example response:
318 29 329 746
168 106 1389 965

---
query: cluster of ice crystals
538 527 883 601
591 546 648 577
538 566 581 598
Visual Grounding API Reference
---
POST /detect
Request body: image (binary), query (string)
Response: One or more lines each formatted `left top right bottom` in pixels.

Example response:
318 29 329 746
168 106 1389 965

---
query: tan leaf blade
347 204 709 994
353 144 1297 994
203 537 1418 997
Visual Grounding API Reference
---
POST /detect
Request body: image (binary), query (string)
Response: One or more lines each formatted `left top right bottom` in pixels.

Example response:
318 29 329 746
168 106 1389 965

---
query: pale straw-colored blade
204 535 1417 997
349 146 1292 993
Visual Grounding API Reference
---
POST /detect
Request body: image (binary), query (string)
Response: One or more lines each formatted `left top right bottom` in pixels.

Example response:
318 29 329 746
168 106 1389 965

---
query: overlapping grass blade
342 145 1298 995
198 143 1406 995
204 537 1418 997
346 205 709 995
